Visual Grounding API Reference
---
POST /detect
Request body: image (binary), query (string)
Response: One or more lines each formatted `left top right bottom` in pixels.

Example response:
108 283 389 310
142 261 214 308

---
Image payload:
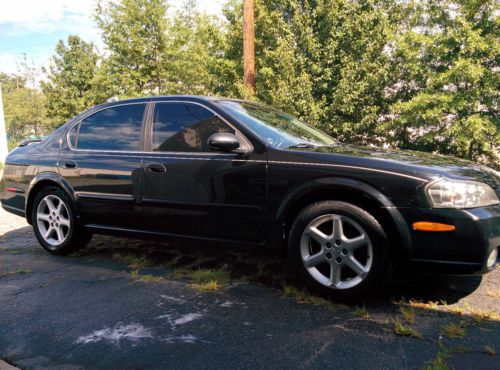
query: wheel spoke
306 226 328 244
328 263 341 287
346 255 367 276
304 251 325 267
55 226 64 241
345 234 366 251
59 217 70 227
56 202 64 216
333 216 344 240
37 214 50 222
45 197 57 213
44 227 53 240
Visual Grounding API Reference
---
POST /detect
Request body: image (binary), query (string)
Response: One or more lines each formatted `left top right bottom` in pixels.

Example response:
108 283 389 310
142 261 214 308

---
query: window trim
144 101 253 155
66 102 148 153
66 100 253 156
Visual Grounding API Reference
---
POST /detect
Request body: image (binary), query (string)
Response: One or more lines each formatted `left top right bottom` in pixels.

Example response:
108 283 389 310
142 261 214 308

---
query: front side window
152 103 235 152
76 104 146 151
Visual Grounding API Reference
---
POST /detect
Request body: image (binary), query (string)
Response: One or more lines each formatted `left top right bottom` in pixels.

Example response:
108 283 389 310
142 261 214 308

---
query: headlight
426 179 499 209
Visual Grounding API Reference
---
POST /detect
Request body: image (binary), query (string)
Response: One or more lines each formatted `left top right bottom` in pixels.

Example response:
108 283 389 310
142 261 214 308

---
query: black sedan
1 96 499 299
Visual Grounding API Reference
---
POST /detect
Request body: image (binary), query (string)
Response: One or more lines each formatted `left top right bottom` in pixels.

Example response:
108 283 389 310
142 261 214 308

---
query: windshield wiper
287 143 318 149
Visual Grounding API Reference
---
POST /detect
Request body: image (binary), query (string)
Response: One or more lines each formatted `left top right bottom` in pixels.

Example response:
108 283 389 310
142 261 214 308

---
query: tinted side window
152 103 234 152
77 104 146 151
68 124 78 147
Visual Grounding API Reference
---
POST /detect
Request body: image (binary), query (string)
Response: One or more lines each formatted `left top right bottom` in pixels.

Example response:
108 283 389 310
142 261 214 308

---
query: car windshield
218 101 337 149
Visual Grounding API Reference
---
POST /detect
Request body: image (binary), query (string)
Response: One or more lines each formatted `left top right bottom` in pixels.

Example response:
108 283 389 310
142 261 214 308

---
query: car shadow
0 225 484 306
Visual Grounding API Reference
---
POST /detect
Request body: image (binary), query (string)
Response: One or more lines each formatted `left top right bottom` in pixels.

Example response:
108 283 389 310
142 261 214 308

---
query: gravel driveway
0 207 498 369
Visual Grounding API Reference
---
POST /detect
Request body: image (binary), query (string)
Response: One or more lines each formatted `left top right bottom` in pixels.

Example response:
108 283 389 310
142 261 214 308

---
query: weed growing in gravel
282 285 348 311
441 321 466 339
130 270 164 283
354 304 370 319
486 290 500 298
0 269 32 277
113 253 150 270
399 305 415 325
422 349 450 370
173 268 231 292
189 280 220 292
484 345 496 355
393 318 422 338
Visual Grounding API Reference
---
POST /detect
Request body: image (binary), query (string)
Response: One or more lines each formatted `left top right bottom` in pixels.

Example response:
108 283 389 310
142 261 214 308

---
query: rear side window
76 104 146 151
152 103 234 152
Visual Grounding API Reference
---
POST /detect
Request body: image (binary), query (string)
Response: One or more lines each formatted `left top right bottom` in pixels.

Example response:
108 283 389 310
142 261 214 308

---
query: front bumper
399 205 500 274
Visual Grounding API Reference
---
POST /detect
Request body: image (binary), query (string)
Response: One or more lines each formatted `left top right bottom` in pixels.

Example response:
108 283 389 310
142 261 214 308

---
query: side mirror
208 133 241 152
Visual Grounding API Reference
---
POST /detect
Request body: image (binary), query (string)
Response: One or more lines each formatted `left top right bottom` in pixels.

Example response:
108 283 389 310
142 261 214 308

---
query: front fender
276 176 413 256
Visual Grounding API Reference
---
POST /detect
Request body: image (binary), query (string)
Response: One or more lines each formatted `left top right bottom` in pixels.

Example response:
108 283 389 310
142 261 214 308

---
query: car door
141 101 267 242
59 102 146 229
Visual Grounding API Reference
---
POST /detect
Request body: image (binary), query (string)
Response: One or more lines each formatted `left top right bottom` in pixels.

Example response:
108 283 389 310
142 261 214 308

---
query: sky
0 0 226 76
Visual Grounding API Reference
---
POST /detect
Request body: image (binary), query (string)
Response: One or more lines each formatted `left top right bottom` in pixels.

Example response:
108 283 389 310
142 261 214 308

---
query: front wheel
31 186 92 255
288 201 389 301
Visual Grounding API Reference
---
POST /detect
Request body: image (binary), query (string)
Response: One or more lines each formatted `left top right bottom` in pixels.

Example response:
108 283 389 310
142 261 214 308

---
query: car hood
292 144 500 189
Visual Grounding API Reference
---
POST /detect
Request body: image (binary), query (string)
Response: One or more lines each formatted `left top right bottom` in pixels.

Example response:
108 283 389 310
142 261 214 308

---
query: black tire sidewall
288 201 389 301
31 186 83 255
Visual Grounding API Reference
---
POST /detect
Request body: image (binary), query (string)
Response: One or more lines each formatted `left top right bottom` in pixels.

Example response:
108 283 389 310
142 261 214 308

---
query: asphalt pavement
0 208 498 369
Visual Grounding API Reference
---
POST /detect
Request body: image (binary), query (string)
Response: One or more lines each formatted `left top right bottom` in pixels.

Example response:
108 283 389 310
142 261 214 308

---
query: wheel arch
276 177 413 258
25 172 75 225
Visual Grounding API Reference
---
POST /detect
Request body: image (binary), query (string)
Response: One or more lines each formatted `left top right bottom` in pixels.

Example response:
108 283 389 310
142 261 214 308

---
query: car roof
105 95 248 105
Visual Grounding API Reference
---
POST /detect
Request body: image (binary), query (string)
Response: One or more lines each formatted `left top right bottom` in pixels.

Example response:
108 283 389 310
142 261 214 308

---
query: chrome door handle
63 161 77 169
146 163 166 173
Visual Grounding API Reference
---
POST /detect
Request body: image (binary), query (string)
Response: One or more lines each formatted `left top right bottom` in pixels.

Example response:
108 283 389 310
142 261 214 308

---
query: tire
31 186 92 255
288 201 389 301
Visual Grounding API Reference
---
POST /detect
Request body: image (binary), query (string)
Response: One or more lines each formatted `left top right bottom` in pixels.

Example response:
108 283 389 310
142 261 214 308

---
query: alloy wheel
300 214 373 290
36 195 71 246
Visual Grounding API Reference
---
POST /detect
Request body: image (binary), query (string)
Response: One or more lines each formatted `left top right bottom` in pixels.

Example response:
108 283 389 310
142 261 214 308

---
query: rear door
59 103 147 229
141 101 267 242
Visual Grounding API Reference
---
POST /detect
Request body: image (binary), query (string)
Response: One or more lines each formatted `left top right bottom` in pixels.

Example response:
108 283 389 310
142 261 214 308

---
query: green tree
223 0 399 142
3 56 46 149
164 0 233 96
381 0 499 167
41 35 101 127
95 0 169 96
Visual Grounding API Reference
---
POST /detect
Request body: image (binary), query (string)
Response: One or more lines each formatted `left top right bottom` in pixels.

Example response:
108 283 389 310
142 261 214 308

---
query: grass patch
173 268 231 292
407 299 440 310
189 280 221 292
130 270 164 283
0 269 32 277
486 290 500 298
393 318 422 338
354 304 370 319
484 345 496 355
422 350 450 370
470 310 500 323
399 305 415 325
441 321 467 339
113 253 150 270
283 285 330 306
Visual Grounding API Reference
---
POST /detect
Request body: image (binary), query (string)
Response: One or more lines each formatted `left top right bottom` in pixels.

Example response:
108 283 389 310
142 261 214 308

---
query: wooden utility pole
243 0 255 94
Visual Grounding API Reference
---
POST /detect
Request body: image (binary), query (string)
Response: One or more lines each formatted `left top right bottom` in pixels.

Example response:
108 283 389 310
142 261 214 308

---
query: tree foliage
41 35 100 127
2 57 45 150
2 0 498 168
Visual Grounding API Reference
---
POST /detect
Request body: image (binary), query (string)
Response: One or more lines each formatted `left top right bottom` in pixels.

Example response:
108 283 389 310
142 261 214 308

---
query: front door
59 103 146 229
141 101 267 242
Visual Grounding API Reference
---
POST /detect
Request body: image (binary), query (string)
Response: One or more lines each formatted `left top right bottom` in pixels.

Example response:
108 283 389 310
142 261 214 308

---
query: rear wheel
31 186 92 255
288 201 389 301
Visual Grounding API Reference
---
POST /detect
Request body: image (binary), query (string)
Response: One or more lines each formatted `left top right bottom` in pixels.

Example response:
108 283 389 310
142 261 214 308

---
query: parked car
1 96 499 299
